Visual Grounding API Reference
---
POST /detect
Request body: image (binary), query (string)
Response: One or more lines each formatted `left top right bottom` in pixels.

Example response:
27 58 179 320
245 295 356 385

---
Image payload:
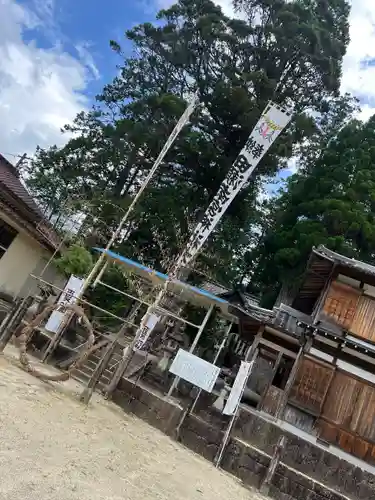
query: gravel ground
0 347 266 500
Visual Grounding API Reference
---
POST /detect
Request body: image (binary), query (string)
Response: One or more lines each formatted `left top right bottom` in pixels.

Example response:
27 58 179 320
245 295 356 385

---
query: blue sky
16 0 160 101
0 0 374 177
0 0 170 161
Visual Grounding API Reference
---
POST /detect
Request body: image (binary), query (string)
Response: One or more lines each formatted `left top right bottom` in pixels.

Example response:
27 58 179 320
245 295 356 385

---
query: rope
17 302 97 382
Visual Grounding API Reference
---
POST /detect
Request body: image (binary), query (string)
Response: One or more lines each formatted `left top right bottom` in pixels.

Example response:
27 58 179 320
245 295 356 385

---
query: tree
252 111 375 308
54 244 93 278
26 0 351 287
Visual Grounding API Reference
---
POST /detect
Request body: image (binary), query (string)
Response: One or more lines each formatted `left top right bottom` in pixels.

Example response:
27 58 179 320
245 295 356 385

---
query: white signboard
133 313 160 351
45 275 84 333
223 361 254 416
169 348 221 392
175 102 292 270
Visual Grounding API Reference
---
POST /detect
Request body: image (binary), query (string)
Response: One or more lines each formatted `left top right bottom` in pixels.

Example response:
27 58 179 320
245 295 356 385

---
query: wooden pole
0 297 32 352
104 346 134 399
0 299 21 345
260 436 287 495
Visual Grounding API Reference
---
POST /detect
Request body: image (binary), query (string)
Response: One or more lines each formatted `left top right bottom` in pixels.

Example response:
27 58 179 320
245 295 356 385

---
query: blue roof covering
94 248 228 310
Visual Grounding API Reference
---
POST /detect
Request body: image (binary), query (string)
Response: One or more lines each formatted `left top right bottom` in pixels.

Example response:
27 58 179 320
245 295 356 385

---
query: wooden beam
275 345 304 420
258 350 283 409
311 264 336 324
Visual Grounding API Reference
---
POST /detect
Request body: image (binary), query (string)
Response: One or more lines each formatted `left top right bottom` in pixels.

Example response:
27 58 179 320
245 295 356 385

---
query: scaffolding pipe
77 95 199 299
175 321 233 437
167 304 214 397
96 279 201 329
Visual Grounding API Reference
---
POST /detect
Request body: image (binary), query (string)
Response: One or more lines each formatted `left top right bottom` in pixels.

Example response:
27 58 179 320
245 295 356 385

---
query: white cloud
341 0 375 120
75 42 100 80
0 0 95 160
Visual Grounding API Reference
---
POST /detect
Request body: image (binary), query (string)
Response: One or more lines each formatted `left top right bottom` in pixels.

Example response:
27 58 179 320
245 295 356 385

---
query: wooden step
71 370 90 383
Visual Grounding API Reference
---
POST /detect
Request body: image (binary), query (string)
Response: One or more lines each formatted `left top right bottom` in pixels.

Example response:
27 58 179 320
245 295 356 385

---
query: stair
71 342 125 393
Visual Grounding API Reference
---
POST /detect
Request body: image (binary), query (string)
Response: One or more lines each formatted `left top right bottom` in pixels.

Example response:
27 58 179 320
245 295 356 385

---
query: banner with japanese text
174 102 292 270
45 275 84 333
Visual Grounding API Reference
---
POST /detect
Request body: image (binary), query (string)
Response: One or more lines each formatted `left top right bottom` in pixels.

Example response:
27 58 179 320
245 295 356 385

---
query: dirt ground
0 347 267 500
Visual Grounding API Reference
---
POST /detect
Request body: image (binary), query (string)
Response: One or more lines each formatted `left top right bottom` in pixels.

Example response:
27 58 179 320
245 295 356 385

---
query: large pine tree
26 0 351 285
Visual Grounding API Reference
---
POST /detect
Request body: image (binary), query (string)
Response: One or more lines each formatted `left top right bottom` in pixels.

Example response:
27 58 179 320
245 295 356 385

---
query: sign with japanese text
174 102 292 270
169 348 221 392
133 313 160 351
45 275 84 333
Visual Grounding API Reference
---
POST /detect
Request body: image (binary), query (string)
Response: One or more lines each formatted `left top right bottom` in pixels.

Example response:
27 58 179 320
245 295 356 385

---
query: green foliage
252 112 375 307
26 0 351 289
86 264 135 327
54 245 93 278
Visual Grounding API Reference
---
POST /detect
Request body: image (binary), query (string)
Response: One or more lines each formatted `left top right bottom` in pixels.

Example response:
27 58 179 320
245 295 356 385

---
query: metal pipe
175 321 234 437
189 321 233 415
167 304 214 397
214 346 259 468
96 279 201 329
29 275 137 327
76 95 199 299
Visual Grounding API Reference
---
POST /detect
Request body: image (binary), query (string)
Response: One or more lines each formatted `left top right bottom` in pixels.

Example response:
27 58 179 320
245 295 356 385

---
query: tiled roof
200 281 229 295
314 245 375 277
0 154 43 219
0 154 60 250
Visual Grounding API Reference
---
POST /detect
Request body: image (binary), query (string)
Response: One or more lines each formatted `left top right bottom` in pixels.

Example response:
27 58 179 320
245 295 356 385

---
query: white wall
0 232 43 298
0 213 65 299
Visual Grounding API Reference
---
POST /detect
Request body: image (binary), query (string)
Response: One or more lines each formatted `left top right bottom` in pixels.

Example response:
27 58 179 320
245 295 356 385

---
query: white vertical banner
133 313 161 351
175 102 292 270
223 360 254 416
45 275 84 333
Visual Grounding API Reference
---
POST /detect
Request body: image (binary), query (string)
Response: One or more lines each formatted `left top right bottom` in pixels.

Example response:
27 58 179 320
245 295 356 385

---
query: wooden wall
289 356 375 464
322 279 375 342
323 281 360 330
289 357 333 414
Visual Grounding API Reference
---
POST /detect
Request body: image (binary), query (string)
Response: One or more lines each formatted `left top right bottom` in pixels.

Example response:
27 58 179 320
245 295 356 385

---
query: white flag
175 102 292 270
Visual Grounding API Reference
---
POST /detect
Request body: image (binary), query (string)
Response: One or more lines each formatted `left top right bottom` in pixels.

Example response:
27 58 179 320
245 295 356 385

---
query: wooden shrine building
238 245 375 467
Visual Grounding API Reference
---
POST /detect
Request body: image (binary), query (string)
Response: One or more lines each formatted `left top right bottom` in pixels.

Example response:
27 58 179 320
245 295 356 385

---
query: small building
0 153 64 308
249 245 375 465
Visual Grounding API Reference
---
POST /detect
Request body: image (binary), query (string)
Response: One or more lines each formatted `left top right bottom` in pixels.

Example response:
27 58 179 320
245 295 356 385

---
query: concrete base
112 378 374 500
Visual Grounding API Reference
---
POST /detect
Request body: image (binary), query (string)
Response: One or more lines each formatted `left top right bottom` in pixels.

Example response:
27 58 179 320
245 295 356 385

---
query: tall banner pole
130 102 292 344
78 93 199 298
174 102 292 271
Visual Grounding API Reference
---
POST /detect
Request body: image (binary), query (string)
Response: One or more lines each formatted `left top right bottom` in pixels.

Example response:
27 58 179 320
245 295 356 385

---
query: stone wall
235 408 375 500
112 378 375 500
113 378 183 436
178 414 351 500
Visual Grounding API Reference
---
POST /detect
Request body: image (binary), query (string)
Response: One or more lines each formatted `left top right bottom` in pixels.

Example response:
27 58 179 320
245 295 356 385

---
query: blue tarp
94 248 232 316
